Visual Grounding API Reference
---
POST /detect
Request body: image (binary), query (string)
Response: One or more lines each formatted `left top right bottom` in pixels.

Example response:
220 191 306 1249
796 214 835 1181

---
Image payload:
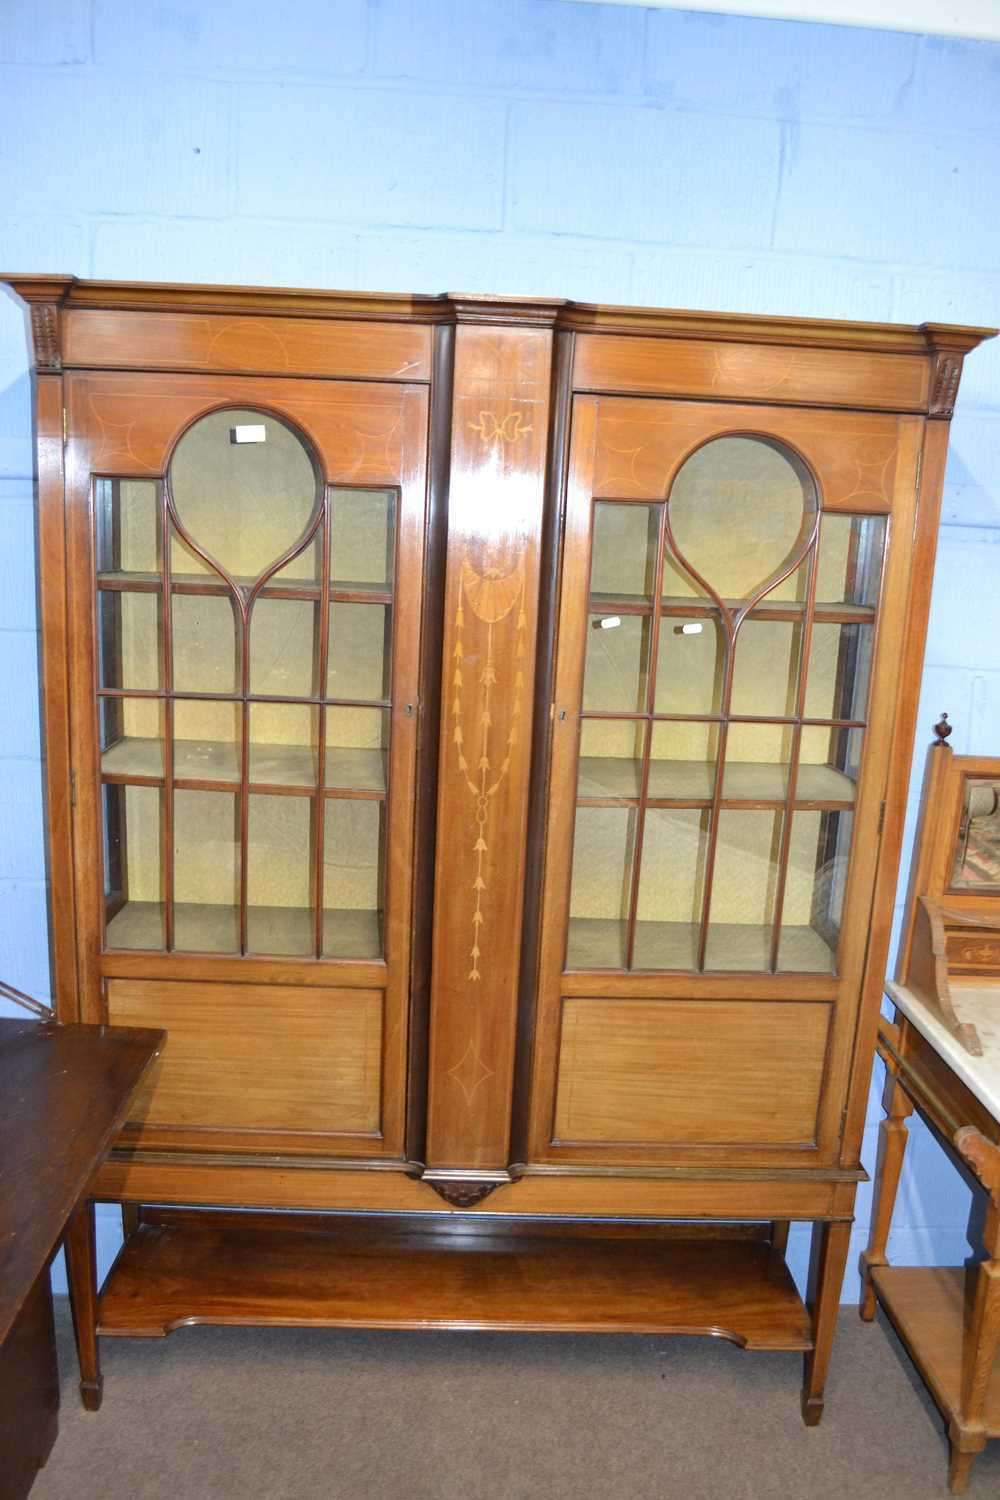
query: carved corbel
928 352 963 418
29 301 62 372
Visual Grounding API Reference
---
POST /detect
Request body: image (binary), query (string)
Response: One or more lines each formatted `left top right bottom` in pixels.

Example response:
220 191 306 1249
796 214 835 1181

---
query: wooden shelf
577 756 856 807
566 918 835 973
106 903 382 959
97 1211 813 1349
589 593 875 625
97 571 392 605
101 737 387 795
871 1265 1000 1435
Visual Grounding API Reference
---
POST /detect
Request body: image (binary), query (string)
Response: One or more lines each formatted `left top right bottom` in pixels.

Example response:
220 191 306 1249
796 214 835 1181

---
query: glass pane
323 799 385 959
249 597 320 698
722 723 794 802
668 438 816 604
731 618 802 718
328 602 391 701
583 613 651 713
705 809 783 971
247 795 314 956
798 724 860 804
330 490 396 592
248 703 318 788
648 720 717 801
633 808 708 970
104 783 164 950
269 535 321 590
95 478 160 578
325 707 388 793
172 592 240 695
101 697 164 780
815 513 886 613
952 780 1000 887
654 611 723 715
566 805 637 969
98 591 161 691
577 718 644 801
174 700 241 785
804 622 875 722
778 810 854 972
173 789 239 953
589 502 659 605
169 408 320 583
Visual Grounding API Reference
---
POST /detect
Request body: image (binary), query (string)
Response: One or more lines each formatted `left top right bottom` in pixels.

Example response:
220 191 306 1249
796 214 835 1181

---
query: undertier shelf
871 1265 1000 1435
97 1212 813 1349
106 902 382 958
101 737 387 794
567 918 835 973
577 756 856 806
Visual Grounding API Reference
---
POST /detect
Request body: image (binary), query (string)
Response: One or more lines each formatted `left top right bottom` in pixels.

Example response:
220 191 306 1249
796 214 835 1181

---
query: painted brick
236 86 505 229
925 527 1000 670
938 411 1000 527
358 232 633 300
0 217 88 277
894 271 1000 413
509 101 780 246
915 35 1000 134
644 10 919 124
92 218 359 289
0 1 90 65
0 498 37 634
631 249 893 320
0 71 232 218
0 877 51 1003
0 631 42 759
773 123 1000 270
0 759 46 881
94 0 368 76
374 0 643 94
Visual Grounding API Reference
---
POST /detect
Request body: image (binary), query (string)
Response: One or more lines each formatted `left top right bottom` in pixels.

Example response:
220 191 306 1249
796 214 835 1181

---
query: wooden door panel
553 997 830 1151
108 979 383 1153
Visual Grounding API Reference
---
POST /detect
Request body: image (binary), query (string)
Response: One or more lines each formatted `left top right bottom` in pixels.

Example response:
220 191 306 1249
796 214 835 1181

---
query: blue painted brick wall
1 0 998 1300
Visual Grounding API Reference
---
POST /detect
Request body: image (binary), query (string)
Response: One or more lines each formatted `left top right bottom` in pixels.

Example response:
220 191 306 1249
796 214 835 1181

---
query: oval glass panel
168 408 320 583
667 437 817 606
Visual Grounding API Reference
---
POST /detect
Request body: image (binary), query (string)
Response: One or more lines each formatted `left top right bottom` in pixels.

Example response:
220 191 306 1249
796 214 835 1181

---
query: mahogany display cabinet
3 274 994 1424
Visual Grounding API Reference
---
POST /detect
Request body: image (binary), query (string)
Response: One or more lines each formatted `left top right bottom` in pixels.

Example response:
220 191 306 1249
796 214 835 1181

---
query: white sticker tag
680 622 703 635
597 615 621 630
231 424 266 444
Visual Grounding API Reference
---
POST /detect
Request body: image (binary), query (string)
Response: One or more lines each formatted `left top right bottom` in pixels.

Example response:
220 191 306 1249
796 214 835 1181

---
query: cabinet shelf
589 593 875 625
577 756 856 807
97 1211 813 1349
566 918 835 973
106 902 383 959
97 571 393 605
101 738 387 795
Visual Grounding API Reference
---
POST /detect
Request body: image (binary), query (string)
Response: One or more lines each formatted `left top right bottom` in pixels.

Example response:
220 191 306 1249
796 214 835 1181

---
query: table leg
801 1218 853 1426
770 1221 790 1254
860 1071 914 1321
63 1200 103 1412
946 1130 1000 1494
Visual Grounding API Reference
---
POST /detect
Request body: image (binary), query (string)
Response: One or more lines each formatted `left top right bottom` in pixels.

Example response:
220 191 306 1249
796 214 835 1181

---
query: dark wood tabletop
0 1019 163 1346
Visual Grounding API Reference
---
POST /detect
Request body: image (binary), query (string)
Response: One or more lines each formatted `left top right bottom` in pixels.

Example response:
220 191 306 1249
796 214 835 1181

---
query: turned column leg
64 1199 103 1412
946 1133 1000 1495
860 1071 914 1321
801 1218 853 1427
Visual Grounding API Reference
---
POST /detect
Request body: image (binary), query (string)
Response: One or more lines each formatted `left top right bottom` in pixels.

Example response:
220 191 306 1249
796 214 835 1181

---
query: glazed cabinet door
64 371 428 1161
527 394 923 1168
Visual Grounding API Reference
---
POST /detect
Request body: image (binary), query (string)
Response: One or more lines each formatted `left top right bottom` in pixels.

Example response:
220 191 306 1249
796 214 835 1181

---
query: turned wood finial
934 713 953 744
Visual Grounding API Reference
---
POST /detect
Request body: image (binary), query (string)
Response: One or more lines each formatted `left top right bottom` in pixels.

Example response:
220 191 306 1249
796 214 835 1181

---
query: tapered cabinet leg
801 1219 853 1427
770 1221 790 1255
860 1072 914 1321
64 1199 103 1412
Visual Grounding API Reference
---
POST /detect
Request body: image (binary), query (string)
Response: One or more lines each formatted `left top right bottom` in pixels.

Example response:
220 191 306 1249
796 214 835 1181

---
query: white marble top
886 980 1000 1126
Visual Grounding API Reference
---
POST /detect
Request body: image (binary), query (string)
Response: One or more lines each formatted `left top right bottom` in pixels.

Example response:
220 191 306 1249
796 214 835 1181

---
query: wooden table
0 1019 162 1500
861 980 1000 1494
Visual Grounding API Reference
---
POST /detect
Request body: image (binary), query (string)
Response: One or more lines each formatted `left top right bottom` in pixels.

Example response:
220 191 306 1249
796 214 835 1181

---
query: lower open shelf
98 1211 813 1350
871 1265 1000 1435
